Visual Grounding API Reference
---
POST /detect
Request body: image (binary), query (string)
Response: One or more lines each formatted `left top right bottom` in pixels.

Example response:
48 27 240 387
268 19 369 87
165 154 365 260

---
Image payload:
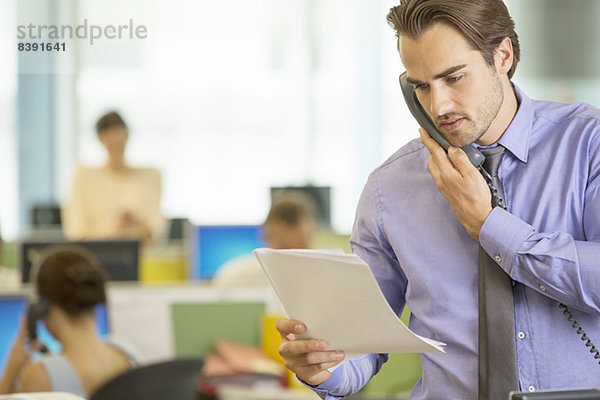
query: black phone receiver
399 71 485 169
26 299 49 353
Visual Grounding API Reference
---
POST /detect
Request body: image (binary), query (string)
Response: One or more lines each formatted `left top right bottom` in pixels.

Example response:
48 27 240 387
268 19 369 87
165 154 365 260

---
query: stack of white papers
254 248 445 355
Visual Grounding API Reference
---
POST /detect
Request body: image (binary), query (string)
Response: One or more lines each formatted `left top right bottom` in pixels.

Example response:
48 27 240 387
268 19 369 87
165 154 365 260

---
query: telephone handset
399 71 486 169
26 299 49 353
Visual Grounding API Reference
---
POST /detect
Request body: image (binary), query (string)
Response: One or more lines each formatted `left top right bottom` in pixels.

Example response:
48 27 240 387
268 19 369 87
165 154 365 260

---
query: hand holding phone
26 300 49 353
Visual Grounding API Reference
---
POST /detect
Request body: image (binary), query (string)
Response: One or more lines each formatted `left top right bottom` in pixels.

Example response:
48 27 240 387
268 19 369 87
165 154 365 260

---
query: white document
254 248 445 355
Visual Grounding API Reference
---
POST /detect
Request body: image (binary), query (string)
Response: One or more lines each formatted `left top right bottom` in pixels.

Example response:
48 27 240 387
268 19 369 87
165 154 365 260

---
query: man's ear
494 36 514 75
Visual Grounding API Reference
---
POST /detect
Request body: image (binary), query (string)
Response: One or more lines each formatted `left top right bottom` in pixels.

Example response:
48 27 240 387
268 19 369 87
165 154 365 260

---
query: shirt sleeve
350 172 408 316
305 173 406 398
479 147 600 314
305 353 389 399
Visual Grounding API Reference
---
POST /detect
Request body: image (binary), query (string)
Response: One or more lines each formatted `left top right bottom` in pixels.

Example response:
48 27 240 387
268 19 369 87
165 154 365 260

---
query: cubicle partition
106 283 272 363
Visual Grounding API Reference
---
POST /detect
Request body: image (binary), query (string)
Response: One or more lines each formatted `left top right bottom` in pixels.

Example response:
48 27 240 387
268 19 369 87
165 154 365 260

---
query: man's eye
414 84 429 91
447 75 463 83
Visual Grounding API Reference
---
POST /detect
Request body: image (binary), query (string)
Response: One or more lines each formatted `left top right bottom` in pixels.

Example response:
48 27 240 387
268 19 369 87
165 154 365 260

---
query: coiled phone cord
480 167 600 365
559 303 600 364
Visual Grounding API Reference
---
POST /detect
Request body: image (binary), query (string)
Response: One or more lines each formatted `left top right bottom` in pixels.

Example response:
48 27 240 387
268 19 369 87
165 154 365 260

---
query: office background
2 0 600 240
2 1 600 398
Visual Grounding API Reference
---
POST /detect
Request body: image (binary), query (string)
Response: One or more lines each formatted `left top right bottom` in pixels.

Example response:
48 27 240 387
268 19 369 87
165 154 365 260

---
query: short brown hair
36 245 107 317
96 111 127 136
266 191 317 227
387 0 520 79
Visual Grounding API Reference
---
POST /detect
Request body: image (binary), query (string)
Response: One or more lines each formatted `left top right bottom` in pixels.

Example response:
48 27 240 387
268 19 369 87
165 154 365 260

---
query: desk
218 387 320 400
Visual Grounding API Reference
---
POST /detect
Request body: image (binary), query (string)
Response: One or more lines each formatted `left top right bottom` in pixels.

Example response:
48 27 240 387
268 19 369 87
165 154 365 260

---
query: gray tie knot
480 145 506 177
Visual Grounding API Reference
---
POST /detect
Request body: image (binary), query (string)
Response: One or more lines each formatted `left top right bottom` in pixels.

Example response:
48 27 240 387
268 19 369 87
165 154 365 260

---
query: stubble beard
440 71 504 148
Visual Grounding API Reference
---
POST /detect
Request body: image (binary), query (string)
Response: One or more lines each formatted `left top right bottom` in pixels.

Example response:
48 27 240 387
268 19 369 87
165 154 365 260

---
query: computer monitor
20 239 140 283
189 225 266 280
168 218 189 241
0 294 109 373
270 185 331 229
30 204 62 228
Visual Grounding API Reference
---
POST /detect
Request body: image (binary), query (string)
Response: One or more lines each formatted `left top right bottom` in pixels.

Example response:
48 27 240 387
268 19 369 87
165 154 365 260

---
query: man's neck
105 159 128 172
476 81 519 146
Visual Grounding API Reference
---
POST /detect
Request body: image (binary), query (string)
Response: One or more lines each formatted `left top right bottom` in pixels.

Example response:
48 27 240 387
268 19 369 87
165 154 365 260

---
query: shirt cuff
299 367 344 399
479 207 534 276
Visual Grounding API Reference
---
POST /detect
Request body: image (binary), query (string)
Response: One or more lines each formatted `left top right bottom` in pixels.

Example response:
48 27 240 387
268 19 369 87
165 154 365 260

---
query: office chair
89 358 204 400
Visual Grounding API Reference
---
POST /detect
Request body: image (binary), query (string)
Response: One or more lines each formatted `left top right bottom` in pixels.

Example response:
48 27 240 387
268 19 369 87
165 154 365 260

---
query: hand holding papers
254 248 445 355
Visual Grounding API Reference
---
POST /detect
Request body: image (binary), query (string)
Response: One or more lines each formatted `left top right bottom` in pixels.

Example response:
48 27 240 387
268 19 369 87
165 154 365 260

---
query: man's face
265 218 314 250
400 23 505 147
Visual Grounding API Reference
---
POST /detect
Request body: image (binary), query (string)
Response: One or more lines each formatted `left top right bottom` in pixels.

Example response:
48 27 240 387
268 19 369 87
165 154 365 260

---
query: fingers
31 339 46 353
279 338 345 386
419 128 493 240
420 128 478 178
278 338 345 368
276 318 305 341
275 318 345 386
279 338 329 357
419 129 448 163
447 146 480 178
420 129 456 178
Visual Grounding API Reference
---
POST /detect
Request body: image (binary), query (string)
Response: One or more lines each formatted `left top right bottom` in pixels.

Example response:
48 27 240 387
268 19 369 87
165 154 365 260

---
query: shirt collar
494 83 532 163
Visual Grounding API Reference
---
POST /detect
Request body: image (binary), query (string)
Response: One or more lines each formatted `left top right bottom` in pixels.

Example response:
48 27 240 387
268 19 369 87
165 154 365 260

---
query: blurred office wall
2 0 600 239
510 0 600 105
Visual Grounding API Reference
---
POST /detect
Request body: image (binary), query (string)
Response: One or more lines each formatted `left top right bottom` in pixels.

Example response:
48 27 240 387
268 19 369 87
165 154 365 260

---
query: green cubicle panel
362 307 422 397
171 302 266 357
1 241 18 269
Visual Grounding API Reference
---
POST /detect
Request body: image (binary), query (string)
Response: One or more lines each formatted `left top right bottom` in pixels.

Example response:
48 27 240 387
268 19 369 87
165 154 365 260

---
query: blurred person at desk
62 111 166 246
213 191 317 287
0 245 140 397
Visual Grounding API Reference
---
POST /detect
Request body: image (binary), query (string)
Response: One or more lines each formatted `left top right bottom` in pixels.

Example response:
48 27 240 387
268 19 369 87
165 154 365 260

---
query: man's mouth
438 117 465 132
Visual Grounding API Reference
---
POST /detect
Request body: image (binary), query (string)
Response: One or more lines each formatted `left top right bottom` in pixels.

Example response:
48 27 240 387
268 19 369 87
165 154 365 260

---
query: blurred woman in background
62 111 166 245
0 245 139 397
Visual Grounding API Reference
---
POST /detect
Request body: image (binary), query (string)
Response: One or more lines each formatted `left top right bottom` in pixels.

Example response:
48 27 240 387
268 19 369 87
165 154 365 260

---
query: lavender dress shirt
311 85 600 399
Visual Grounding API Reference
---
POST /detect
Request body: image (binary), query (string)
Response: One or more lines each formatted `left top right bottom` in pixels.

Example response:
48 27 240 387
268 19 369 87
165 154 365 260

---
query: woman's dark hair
96 111 127 136
387 0 520 79
36 245 107 317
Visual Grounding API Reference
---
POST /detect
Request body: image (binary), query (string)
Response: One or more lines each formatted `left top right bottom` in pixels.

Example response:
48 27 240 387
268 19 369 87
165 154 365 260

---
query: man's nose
429 86 453 119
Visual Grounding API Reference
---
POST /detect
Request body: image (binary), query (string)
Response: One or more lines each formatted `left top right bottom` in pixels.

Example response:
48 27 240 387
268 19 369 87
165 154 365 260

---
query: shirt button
494 255 502 262
528 386 536 392
518 331 526 339
539 285 546 291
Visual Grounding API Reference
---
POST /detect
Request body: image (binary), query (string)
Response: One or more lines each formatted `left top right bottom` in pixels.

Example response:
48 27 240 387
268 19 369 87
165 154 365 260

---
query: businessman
276 0 600 399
